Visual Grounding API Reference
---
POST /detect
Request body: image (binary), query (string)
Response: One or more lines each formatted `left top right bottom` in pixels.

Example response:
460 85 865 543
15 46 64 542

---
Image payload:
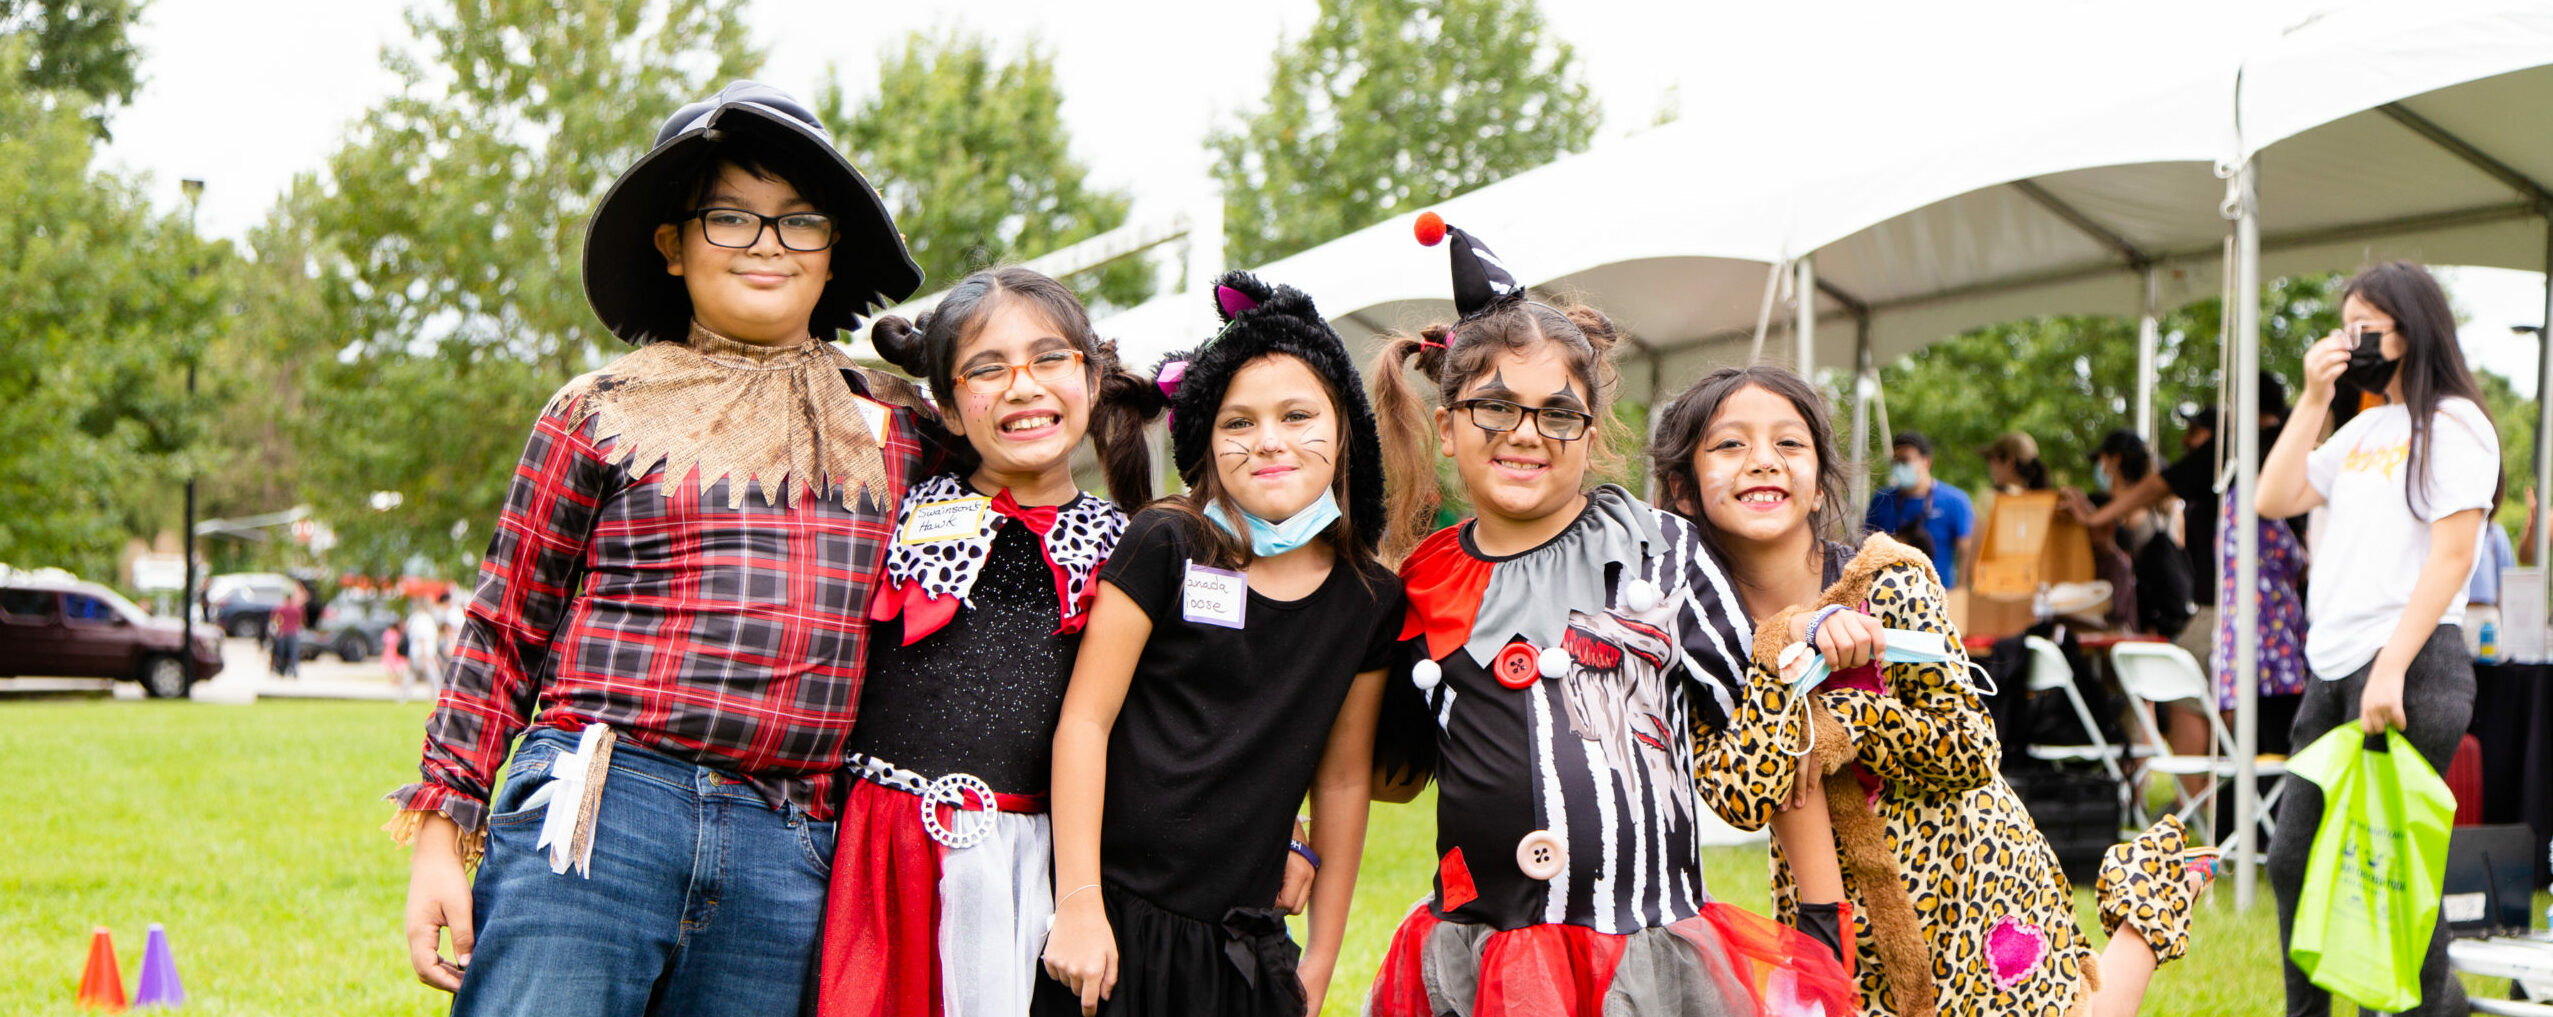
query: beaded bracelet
1802 604 1849 651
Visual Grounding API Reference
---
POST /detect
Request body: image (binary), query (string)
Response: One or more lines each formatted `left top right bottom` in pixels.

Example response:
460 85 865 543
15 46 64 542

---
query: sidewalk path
0 638 440 704
194 636 436 703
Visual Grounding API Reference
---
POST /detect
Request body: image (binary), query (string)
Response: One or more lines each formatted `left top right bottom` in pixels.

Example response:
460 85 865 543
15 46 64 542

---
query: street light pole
179 178 204 687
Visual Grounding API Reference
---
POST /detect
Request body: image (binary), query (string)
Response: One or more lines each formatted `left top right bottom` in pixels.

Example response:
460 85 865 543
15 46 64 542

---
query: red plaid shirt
391 379 925 834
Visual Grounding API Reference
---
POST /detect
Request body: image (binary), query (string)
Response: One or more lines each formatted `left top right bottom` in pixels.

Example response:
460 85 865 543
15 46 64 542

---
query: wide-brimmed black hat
1152 271 1385 552
583 81 922 345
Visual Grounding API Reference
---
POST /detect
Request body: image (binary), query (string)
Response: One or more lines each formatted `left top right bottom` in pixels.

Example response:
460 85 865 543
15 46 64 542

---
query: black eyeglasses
1453 398 1595 441
682 208 837 251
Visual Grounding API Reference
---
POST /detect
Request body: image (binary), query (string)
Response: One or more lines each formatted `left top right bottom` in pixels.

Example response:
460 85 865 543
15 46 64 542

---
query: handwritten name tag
1181 561 1248 629
899 496 992 545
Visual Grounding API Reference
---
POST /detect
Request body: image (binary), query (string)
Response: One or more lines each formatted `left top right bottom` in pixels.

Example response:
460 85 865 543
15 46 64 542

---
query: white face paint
1210 354 1342 524
1690 383 1821 551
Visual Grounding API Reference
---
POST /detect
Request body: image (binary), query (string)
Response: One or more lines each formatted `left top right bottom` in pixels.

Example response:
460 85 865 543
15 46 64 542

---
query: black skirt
1031 884 1305 1017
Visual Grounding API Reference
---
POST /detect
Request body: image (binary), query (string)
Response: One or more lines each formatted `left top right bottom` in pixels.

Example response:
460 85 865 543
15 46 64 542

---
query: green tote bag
2284 725 2456 1012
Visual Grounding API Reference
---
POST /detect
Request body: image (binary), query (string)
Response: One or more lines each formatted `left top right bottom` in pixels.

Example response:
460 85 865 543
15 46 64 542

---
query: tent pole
2230 158 2263 911
1852 319 1874 531
1796 256 1818 378
1646 347 1667 504
1749 260 1785 363
2537 217 2552 573
2138 267 2161 446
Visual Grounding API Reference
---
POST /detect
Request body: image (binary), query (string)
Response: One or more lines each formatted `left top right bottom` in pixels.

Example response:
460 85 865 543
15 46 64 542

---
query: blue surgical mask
1206 490 1342 557
1888 462 1919 490
2093 463 2111 491
1776 627 1997 757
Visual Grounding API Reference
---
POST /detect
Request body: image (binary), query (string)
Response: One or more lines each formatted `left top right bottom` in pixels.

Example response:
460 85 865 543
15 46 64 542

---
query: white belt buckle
918 772 996 849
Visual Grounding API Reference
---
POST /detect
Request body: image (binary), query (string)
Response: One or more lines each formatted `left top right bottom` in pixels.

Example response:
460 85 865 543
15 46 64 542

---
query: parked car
205 572 297 639
304 590 401 663
0 574 225 697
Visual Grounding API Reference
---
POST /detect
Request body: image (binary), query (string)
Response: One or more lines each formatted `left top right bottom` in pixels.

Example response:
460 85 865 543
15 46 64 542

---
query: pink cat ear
1215 285 1260 320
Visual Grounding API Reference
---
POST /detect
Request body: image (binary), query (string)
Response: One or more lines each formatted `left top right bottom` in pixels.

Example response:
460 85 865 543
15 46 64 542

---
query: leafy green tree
0 53 231 580
2461 346 2537 535
819 32 1150 308
295 0 759 576
1211 0 1600 267
1 0 141 132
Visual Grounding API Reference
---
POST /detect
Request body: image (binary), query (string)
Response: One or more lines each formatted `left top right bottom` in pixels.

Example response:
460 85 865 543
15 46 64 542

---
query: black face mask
2342 330 2401 392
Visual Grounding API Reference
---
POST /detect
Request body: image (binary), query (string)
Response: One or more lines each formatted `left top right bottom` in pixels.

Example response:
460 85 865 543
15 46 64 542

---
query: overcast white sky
92 0 2551 390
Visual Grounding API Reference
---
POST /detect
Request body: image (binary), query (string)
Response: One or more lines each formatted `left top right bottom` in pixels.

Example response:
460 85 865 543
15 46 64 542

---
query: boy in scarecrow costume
388 81 937 1016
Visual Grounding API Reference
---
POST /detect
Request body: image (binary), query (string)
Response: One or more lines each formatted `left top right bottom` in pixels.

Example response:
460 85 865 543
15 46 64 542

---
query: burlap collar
546 321 891 510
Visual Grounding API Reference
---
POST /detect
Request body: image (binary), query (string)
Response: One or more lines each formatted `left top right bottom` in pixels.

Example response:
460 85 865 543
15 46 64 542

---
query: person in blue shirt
1863 430 1976 587
2463 488 2518 660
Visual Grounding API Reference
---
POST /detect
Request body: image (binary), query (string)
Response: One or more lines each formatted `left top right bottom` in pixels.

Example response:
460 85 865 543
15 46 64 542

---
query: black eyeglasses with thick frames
1452 398 1595 441
683 208 838 252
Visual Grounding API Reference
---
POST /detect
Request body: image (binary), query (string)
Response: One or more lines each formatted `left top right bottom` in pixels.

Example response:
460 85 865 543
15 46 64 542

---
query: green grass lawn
1 698 2540 1015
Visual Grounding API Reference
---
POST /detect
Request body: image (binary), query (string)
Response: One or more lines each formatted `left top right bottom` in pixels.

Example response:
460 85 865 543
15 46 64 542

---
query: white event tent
875 0 2553 905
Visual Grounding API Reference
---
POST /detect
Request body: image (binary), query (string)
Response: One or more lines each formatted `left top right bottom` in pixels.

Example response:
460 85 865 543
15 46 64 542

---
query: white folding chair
2108 640 2287 862
2020 635 2126 786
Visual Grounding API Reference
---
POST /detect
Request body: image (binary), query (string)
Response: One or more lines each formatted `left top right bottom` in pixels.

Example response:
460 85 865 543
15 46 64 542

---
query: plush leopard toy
1697 534 2099 1017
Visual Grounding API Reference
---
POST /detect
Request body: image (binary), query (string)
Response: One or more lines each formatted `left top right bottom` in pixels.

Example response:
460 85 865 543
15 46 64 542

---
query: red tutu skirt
813 771 1051 1017
1367 900 1858 1016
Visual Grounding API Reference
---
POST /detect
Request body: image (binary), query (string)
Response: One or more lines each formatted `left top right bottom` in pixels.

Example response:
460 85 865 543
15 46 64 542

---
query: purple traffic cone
131 924 182 1008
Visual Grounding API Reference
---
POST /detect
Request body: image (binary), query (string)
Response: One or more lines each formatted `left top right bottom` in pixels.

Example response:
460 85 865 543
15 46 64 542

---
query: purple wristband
1802 604 1848 651
1289 839 1322 869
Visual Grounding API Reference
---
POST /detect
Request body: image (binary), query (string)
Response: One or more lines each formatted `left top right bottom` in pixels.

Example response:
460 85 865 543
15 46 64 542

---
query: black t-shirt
848 523 1073 794
1095 507 1404 920
2157 427 2294 608
2157 442 2220 607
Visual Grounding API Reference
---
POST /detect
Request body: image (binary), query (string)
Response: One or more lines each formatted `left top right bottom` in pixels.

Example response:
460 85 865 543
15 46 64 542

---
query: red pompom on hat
1414 210 1447 247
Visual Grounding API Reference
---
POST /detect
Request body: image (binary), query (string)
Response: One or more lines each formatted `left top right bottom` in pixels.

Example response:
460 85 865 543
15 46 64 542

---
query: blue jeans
451 728 838 1017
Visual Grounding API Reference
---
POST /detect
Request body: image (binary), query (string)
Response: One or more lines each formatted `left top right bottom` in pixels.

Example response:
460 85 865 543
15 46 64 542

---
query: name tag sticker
1181 561 1249 629
899 496 992 545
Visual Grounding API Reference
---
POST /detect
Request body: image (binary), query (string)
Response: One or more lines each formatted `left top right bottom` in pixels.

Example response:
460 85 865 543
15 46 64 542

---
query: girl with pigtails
1036 272 1404 1017
1363 213 1855 1017
1651 363 2218 1017
811 266 1177 1017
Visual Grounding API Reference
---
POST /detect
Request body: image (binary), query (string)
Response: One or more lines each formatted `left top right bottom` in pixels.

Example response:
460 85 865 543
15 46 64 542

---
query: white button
1538 646 1572 679
1411 658 1443 692
1623 579 1661 612
1516 830 1567 881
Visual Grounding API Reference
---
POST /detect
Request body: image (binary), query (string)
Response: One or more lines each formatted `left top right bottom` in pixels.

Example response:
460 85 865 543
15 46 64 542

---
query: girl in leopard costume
1651 365 2213 1017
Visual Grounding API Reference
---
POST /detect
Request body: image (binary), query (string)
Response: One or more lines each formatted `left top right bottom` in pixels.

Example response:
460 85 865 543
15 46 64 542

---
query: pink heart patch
1985 915 2048 989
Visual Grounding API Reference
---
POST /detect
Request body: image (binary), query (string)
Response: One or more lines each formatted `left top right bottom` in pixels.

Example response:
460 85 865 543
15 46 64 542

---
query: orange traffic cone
77 926 127 1011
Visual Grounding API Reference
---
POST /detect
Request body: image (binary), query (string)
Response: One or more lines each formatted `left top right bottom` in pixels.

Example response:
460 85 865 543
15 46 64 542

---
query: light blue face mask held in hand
1773 626 1997 758
1205 489 1342 557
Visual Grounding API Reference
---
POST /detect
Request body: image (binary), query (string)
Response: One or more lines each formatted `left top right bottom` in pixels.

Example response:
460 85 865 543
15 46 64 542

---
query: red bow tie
990 489 1058 535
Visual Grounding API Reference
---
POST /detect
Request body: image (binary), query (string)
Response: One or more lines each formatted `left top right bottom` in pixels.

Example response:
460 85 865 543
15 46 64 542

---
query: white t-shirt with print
2302 397 2499 678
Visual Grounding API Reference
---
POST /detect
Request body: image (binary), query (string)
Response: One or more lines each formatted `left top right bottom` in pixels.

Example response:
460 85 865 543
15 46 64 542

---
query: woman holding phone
2255 260 2497 1017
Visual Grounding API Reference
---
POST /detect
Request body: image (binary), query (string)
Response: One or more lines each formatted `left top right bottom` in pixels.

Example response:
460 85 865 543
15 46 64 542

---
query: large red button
1493 642 1541 689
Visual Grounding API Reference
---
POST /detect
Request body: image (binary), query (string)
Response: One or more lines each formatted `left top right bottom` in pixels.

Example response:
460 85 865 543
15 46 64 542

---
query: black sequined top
848 522 1074 794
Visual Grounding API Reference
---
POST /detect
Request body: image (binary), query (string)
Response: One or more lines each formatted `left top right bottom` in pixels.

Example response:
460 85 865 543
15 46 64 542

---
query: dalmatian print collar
879 472 1126 637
